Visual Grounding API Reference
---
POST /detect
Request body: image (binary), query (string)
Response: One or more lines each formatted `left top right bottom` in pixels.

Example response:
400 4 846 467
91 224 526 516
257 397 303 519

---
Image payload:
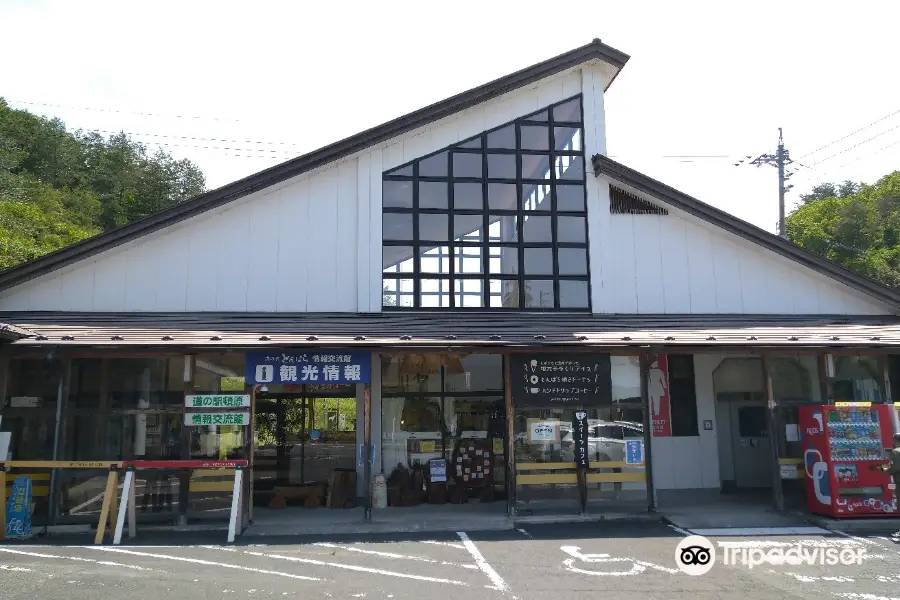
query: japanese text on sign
510 354 612 407
5 476 32 538
625 439 644 465
184 412 250 427
246 351 371 385
185 394 250 408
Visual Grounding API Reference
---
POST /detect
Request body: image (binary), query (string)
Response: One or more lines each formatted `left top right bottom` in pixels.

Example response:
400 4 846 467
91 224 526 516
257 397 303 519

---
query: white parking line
0 547 153 571
244 551 469 586
422 540 467 550
0 565 32 572
86 546 321 581
457 531 516 598
689 527 830 537
314 542 477 568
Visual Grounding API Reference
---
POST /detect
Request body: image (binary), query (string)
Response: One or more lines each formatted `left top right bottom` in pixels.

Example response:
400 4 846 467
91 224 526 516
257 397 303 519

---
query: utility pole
734 129 794 238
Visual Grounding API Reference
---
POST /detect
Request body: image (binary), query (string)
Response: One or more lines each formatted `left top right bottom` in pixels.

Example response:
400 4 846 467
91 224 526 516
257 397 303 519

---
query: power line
6 98 243 123
796 107 900 160
809 122 900 166
89 128 305 148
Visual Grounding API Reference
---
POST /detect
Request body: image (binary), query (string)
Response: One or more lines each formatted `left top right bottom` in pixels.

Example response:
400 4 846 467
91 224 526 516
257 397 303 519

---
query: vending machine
798 403 897 517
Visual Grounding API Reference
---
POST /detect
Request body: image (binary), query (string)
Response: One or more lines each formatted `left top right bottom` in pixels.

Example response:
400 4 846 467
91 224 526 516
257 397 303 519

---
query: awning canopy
2 312 900 350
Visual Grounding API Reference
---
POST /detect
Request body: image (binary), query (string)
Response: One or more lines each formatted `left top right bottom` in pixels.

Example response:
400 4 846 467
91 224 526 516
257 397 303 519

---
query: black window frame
381 95 591 311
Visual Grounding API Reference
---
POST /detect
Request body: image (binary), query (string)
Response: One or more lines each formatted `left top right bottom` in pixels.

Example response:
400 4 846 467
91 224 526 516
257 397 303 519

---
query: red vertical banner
649 354 671 437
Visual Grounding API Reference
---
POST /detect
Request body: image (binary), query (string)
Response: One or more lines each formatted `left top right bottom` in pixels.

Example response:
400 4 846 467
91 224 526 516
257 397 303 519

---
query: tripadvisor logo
675 536 715 576
674 535 867 575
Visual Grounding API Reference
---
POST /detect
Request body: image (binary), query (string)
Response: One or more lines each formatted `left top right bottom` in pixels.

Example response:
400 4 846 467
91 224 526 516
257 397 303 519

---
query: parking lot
1 522 900 600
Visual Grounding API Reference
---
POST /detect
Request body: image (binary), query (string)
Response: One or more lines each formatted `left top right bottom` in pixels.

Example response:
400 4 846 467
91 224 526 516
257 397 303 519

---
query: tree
0 97 207 268
786 172 900 288
799 180 861 204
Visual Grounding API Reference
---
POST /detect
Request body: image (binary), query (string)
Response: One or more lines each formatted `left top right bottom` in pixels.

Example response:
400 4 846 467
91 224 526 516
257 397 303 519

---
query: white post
227 467 243 543
127 472 136 539
113 470 134 545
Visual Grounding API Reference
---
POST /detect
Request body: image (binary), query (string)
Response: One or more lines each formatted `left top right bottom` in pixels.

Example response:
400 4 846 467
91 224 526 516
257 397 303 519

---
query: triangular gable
0 39 628 293
592 154 900 312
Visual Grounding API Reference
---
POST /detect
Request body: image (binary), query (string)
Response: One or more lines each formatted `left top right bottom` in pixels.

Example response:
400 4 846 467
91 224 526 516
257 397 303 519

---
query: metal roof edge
0 322 33 341
592 154 900 310
0 39 628 293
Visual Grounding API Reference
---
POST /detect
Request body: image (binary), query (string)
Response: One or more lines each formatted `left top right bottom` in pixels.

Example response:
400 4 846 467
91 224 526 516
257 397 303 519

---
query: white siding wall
589 194 893 315
0 69 588 313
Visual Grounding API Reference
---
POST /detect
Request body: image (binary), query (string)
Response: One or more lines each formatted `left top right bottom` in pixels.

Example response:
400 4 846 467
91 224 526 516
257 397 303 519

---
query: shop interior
379 353 508 511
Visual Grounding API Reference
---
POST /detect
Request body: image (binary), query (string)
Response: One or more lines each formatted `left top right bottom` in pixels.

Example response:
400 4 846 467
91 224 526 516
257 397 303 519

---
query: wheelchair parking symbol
560 546 680 577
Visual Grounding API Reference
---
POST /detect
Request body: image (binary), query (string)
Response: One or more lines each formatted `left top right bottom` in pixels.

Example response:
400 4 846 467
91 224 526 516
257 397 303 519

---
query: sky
2 0 899 233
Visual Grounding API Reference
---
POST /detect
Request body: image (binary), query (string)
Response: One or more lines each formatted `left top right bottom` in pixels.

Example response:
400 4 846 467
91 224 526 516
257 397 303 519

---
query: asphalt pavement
2 521 900 600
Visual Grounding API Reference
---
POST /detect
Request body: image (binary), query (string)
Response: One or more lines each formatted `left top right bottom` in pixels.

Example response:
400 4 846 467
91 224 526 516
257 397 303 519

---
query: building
2 39 900 529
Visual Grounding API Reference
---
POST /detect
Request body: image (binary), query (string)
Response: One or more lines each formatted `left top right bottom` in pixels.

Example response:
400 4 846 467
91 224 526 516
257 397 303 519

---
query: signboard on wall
185 394 250 408
185 412 250 426
572 411 590 469
510 354 611 407
5 477 32 538
246 351 371 385
625 439 644 465
649 354 672 437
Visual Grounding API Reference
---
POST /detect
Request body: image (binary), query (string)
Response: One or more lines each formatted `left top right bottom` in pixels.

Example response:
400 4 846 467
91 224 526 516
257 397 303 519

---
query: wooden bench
268 484 326 509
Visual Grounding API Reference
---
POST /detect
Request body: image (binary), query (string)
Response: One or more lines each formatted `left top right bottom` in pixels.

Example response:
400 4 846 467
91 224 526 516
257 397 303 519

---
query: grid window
382 96 589 309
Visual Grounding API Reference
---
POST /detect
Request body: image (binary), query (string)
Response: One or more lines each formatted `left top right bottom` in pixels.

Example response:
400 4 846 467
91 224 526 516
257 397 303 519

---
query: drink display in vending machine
798 403 897 517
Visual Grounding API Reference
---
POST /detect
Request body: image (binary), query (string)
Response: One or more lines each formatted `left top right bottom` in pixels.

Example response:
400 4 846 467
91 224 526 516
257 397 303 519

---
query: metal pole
762 354 784 511
777 128 786 238
504 354 517 518
639 351 656 512
881 356 900 436
363 384 372 521
48 357 71 526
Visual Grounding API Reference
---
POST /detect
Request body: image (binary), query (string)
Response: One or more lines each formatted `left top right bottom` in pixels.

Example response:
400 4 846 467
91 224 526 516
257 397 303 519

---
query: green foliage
786 172 900 288
0 98 206 268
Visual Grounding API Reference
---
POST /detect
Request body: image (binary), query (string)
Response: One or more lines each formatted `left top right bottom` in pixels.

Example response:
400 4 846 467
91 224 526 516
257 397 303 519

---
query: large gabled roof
0 39 629 292
593 154 900 310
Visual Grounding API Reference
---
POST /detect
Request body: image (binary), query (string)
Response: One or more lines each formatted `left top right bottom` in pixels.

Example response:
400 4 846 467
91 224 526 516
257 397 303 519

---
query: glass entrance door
252 387 357 507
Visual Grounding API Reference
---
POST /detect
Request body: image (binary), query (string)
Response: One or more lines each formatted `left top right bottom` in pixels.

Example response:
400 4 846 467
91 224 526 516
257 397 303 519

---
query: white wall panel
683 223 718 313
712 238 743 313
245 189 280 312
215 203 252 311
185 214 222 311
633 216 665 313
154 231 189 311
124 243 159 312
275 183 309 312
335 162 359 312
306 168 339 312
92 253 128 311
356 154 373 312
658 217 691 313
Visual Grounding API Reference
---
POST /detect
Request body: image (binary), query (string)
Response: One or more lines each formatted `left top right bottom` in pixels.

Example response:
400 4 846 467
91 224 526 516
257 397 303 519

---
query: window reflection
382 96 589 309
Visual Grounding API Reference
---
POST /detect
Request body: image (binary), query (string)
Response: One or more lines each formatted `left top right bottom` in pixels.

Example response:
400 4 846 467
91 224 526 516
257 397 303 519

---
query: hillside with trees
787 172 900 289
0 98 206 269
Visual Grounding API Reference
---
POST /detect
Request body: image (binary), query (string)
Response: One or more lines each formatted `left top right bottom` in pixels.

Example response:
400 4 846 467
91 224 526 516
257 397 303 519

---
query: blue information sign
5 476 33 538
246 351 371 385
625 439 644 465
